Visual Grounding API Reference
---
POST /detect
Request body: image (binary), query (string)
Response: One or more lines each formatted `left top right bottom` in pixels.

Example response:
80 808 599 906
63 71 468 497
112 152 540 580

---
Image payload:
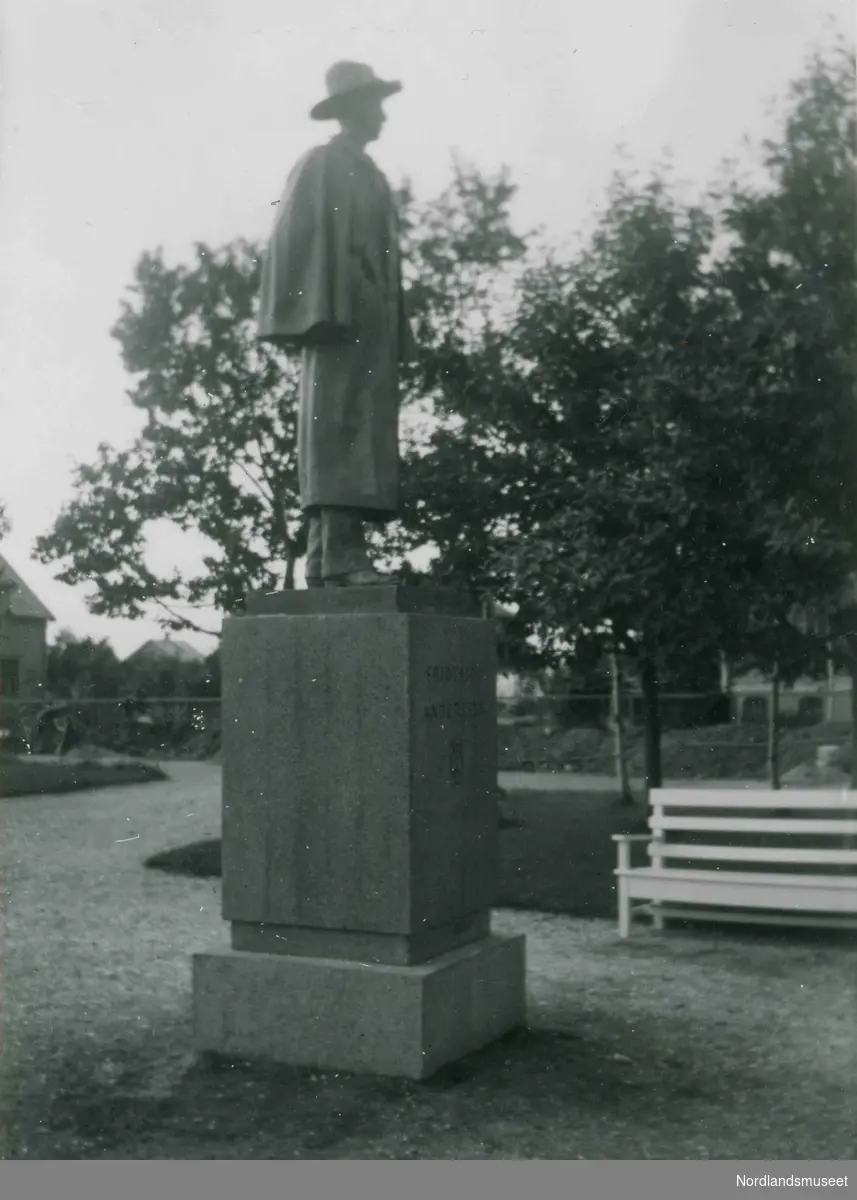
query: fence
0 693 852 780
496 689 853 777
0 697 222 760
497 690 734 730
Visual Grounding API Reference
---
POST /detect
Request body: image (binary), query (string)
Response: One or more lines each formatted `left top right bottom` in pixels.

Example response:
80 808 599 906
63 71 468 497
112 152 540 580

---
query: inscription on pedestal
423 700 487 720
422 663 487 721
425 665 480 682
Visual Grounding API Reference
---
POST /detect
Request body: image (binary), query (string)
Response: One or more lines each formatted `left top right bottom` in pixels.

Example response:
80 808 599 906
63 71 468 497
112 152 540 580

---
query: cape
257 136 414 355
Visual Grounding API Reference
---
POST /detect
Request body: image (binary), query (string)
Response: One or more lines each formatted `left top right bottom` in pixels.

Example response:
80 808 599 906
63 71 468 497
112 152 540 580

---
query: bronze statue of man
257 61 416 587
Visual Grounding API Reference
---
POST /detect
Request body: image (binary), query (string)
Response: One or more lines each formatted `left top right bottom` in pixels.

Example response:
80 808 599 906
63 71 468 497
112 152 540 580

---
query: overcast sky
0 0 850 657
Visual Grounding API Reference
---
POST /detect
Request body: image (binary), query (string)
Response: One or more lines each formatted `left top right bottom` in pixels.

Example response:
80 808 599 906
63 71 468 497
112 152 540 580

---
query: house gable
0 555 55 622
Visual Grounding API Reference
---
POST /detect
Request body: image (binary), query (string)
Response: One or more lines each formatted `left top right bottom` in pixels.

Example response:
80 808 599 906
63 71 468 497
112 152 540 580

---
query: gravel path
1 763 854 1159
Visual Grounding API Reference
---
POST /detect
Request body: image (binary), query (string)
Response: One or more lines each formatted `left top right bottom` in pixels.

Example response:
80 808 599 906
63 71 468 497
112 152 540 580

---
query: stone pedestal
192 586 526 1079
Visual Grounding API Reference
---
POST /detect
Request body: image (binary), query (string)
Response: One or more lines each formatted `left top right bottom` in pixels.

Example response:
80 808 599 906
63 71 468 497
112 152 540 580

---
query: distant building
124 637 205 669
0 555 54 698
122 636 206 696
730 668 853 724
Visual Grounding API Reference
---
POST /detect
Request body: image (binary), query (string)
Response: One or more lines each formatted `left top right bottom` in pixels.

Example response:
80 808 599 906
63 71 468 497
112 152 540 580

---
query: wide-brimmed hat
310 61 402 121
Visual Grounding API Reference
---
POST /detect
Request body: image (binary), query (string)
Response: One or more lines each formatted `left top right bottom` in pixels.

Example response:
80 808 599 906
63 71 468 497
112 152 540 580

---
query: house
122 636 206 696
0 555 54 698
730 668 853 724
124 637 205 669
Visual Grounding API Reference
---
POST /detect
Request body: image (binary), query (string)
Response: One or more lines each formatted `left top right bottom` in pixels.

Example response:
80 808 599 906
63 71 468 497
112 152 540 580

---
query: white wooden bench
613 788 857 938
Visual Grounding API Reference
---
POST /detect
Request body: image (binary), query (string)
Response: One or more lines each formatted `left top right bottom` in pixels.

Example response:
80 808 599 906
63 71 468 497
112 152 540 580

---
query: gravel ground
0 763 854 1159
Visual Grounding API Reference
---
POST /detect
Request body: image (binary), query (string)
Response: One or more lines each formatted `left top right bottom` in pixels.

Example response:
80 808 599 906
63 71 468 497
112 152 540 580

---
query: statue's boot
321 508 400 587
304 514 323 588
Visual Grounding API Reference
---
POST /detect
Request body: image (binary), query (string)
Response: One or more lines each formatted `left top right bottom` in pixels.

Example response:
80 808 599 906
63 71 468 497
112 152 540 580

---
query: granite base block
192 933 526 1080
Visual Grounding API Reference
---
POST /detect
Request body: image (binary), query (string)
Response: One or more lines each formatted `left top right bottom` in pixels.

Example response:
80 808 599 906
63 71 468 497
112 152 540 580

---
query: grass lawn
0 755 166 798
1 763 855 1160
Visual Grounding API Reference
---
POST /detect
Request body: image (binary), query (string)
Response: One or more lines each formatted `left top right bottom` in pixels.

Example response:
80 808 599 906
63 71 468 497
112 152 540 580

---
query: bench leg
618 878 631 939
652 903 664 932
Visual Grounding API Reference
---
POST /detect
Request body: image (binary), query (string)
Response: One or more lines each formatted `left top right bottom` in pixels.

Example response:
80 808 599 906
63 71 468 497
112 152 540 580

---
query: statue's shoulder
280 144 343 207
292 138 360 181
289 143 329 176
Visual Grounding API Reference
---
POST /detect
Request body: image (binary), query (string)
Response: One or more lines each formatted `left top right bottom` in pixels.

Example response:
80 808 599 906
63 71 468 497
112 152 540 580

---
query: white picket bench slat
652 816 857 835
613 787 857 938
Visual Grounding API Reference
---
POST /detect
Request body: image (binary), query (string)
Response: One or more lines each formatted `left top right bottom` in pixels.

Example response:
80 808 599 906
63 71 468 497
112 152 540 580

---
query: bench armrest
613 831 652 873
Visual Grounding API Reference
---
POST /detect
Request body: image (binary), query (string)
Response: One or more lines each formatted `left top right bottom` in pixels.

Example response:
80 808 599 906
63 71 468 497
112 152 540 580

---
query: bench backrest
647 788 857 869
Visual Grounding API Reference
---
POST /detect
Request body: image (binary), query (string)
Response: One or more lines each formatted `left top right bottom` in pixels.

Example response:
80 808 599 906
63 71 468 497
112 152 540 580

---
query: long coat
257 132 416 516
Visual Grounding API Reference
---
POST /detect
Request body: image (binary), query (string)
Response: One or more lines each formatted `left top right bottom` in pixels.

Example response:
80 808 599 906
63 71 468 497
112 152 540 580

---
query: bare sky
0 0 850 656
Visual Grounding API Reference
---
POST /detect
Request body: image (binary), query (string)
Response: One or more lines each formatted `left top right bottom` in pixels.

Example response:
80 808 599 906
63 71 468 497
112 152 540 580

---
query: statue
257 61 417 587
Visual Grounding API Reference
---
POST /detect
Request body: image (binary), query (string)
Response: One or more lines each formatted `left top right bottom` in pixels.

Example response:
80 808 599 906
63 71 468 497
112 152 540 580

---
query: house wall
731 682 853 724
496 671 545 700
0 615 48 698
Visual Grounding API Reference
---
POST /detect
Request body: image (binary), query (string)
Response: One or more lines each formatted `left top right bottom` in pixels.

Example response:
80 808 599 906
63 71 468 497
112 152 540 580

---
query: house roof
0 555 55 621
124 637 205 666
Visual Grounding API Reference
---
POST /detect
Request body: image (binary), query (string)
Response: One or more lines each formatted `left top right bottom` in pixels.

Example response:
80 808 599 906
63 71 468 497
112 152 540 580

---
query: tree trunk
639 655 662 801
719 650 732 695
846 658 857 854
833 653 857 852
609 650 634 804
825 643 836 723
844 662 849 792
719 650 735 724
283 551 296 590
767 661 781 790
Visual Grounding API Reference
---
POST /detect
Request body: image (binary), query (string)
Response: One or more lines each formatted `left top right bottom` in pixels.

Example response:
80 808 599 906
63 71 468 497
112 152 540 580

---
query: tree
376 162 533 595
424 43 857 795
122 644 220 699
386 157 834 797
608 648 634 804
818 580 857 789
35 242 304 634
46 630 123 699
487 166 746 792
0 501 9 541
714 39 857 782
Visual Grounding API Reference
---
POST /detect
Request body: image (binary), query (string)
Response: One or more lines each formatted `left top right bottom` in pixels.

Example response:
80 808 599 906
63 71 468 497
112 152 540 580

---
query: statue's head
337 89 387 145
310 61 401 145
